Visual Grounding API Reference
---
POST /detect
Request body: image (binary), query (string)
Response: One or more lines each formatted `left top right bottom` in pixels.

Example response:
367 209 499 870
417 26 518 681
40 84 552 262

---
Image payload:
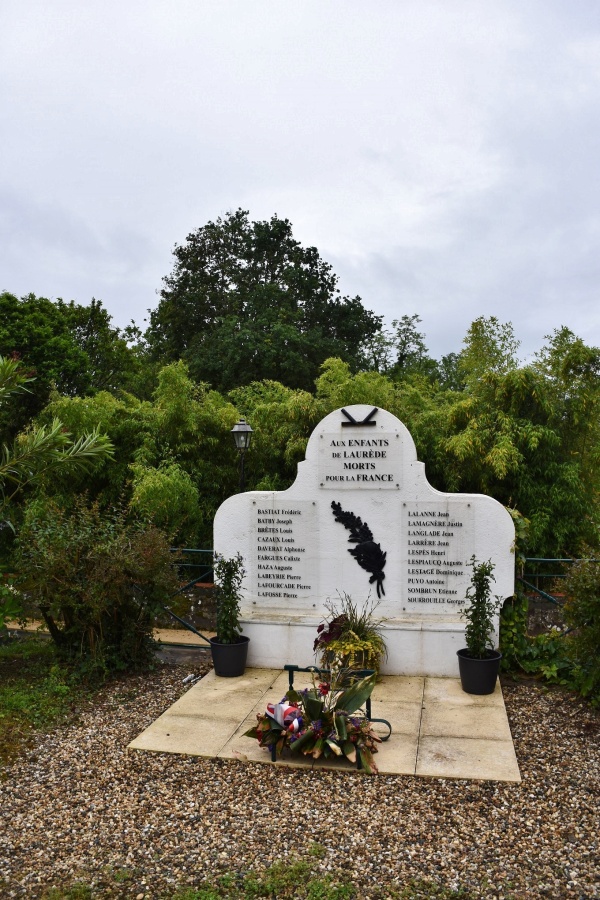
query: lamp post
231 417 253 492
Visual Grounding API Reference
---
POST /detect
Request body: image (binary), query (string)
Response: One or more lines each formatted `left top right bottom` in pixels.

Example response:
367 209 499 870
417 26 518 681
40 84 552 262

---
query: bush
460 558 501 659
16 498 179 677
213 552 245 644
499 590 530 672
563 555 600 705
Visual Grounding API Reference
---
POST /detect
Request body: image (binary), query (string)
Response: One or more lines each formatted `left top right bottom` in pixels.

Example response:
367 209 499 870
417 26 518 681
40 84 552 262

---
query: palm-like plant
0 355 113 524
0 355 114 631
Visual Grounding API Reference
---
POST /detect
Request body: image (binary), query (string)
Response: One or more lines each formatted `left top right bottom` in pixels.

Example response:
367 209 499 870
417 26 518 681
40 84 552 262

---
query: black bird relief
331 501 386 598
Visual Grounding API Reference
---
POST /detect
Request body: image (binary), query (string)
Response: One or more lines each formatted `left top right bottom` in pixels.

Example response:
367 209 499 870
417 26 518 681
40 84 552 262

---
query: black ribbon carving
331 501 386 598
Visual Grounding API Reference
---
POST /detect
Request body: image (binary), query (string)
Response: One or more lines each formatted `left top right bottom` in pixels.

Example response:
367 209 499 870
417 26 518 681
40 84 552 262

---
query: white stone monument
214 405 515 676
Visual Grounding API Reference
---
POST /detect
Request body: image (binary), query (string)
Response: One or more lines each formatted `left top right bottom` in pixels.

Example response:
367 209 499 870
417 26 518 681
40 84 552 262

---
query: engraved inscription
254 505 314 599
319 433 398 489
403 505 469 607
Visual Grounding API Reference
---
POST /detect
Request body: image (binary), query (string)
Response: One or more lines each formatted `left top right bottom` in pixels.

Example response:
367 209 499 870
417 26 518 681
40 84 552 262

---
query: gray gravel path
0 663 598 899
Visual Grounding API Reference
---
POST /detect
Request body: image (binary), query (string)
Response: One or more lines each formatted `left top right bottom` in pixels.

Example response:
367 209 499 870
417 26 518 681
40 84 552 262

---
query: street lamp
231 417 253 492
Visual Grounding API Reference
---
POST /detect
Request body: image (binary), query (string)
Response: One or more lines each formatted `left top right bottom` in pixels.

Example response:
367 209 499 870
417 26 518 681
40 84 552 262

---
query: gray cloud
1 0 599 358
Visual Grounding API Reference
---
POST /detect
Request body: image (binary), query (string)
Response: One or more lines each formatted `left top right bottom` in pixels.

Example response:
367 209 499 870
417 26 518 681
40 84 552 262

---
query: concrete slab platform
129 713 241 757
423 676 504 706
129 668 521 782
420 702 513 741
416 735 521 782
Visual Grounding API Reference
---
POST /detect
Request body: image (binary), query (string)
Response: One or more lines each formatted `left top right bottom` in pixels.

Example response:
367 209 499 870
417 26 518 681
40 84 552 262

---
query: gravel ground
0 663 598 900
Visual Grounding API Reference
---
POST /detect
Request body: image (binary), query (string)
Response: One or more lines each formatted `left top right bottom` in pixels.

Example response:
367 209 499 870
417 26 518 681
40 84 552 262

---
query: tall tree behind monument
146 209 383 392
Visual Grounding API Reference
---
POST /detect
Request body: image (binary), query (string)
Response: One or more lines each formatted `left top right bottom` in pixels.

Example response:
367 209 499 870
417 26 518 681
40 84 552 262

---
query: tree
37 362 242 547
458 316 521 387
389 314 437 379
60 297 144 395
0 355 114 630
147 210 383 392
443 333 599 556
0 356 114 527
0 292 143 435
437 352 464 391
362 314 453 385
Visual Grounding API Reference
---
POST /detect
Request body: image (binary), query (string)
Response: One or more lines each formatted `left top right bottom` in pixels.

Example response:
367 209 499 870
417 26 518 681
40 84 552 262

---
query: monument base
239 613 495 678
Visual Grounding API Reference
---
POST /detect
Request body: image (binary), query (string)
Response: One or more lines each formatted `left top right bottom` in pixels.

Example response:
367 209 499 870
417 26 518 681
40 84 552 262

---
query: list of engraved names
403 504 469 606
254 503 315 600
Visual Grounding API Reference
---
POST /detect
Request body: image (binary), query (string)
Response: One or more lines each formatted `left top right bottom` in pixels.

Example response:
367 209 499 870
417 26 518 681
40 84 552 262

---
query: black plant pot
457 648 502 695
209 635 250 677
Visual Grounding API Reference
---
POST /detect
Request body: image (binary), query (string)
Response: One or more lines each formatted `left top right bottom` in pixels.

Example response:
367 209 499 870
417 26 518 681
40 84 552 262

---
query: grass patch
43 884 93 900
36 866 481 899
0 635 90 767
166 866 479 900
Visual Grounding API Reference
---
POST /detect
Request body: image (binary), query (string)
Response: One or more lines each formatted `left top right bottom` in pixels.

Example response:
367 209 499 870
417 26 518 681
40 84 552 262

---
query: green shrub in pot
462 557 501 658
214 552 245 644
457 557 503 694
210 552 249 677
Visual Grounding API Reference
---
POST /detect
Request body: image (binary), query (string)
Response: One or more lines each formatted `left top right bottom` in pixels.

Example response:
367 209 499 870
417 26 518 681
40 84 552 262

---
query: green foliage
0 573 23 631
170 859 356 899
362 313 435 379
461 558 501 659
518 630 574 682
499 590 573 684
167 871 479 899
499 557 600 705
16 498 179 677
0 292 142 435
562 555 600 704
147 209 382 392
40 869 479 900
0 354 114 526
36 388 148 509
229 379 324 492
0 637 89 766
0 292 89 432
12 309 600 562
1 417 114 512
43 884 93 900
507 508 530 574
499 591 530 672
0 351 35 402
458 316 520 386
0 355 114 629
130 462 201 543
37 363 240 545
214 552 246 644
442 346 598 555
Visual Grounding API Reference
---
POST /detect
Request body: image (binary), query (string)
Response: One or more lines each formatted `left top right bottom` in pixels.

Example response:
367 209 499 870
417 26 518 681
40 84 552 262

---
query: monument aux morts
214 405 515 676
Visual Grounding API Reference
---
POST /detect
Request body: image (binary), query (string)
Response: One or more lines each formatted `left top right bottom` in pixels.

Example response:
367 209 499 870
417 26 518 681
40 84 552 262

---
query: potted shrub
314 592 387 675
209 552 250 677
457 557 503 694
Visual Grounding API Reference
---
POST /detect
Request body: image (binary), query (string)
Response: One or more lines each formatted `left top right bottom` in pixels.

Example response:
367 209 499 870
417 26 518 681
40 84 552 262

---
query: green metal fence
519 557 597 605
162 548 214 642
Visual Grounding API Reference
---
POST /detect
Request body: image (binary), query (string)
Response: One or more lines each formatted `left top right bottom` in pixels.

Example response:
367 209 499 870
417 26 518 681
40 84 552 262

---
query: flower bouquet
244 669 382 773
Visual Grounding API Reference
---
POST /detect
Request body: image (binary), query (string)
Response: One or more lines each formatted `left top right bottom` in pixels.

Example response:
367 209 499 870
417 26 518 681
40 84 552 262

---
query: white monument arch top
214 405 515 676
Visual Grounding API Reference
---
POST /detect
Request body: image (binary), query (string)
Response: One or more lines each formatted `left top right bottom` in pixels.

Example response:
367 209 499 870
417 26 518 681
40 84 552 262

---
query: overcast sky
2 1 600 362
